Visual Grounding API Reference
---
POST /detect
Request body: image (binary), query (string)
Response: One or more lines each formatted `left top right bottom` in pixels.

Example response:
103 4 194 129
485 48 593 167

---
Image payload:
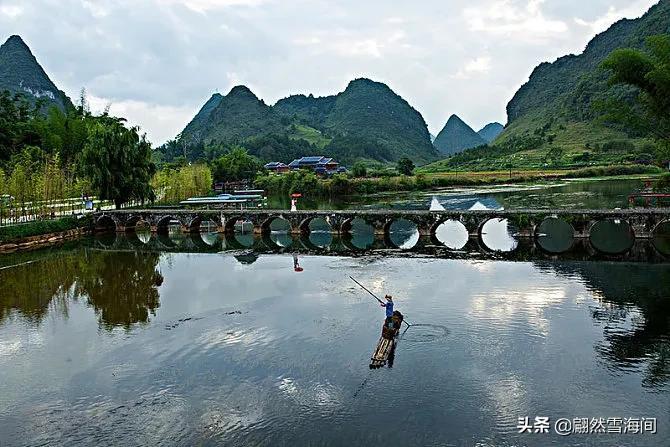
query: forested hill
497 0 670 150
0 35 72 111
433 114 487 155
167 78 440 165
321 78 438 163
179 86 283 145
274 93 336 129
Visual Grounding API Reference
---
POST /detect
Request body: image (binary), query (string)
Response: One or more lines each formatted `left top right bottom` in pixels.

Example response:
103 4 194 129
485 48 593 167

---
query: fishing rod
349 276 412 327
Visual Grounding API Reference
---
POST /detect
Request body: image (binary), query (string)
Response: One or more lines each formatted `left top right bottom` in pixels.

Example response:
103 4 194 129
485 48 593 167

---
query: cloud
464 0 568 40
0 4 23 18
88 94 197 144
574 0 658 35
452 56 492 79
162 0 273 13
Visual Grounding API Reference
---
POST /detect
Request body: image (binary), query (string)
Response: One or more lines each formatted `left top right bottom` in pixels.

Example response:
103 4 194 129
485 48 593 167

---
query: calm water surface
271 178 652 211
1 243 669 446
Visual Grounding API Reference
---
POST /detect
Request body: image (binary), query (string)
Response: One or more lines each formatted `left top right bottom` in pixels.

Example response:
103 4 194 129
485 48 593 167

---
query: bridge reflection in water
93 216 670 264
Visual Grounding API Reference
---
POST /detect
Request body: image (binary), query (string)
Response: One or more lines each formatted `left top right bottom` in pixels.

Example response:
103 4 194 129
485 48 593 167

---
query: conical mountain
179 85 283 145
433 115 487 155
323 78 439 163
0 35 72 111
477 122 504 143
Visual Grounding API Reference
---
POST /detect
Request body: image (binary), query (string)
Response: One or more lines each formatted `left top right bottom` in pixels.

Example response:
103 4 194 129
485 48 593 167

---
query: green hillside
433 114 487 155
431 0 670 172
0 35 72 111
499 1 669 149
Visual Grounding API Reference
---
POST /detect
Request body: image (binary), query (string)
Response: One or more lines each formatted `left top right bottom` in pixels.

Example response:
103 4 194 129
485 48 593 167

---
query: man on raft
380 295 403 339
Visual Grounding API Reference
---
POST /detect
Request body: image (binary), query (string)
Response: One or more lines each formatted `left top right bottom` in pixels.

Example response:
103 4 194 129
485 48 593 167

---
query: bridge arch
478 216 519 252
384 217 420 249
651 219 670 238
260 215 293 235
95 215 118 233
589 218 635 254
535 217 575 254
340 217 374 235
184 215 221 234
156 215 184 235
651 219 670 257
124 215 152 232
299 216 332 235
432 219 469 249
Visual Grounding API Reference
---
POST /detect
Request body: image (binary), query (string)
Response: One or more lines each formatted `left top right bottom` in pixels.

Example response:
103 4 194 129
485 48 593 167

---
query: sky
0 0 660 145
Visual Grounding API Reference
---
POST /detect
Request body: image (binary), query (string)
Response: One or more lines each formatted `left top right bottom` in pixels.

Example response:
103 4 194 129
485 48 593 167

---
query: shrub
0 216 86 243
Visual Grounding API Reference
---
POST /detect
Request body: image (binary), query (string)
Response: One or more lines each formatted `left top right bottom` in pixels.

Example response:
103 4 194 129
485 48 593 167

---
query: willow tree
80 116 155 209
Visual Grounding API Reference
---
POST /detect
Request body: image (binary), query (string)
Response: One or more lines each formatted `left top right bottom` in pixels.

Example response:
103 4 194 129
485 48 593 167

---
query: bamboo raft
369 311 403 369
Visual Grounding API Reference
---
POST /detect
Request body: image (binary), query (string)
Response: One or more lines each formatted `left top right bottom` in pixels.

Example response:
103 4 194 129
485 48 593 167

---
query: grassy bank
254 165 664 198
0 216 90 244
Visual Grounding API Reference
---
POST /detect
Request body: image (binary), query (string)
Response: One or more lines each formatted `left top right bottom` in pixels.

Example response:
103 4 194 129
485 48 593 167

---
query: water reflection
0 250 163 329
545 262 670 388
283 178 647 211
1 248 669 445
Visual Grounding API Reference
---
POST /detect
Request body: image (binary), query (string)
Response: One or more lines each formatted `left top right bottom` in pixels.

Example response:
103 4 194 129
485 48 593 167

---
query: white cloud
464 0 568 40
453 56 492 79
0 4 23 18
574 0 658 35
162 0 273 13
342 39 383 58
88 94 197 144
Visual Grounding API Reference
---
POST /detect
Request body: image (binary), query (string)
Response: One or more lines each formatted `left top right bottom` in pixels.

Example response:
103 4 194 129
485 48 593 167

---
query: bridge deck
101 208 670 217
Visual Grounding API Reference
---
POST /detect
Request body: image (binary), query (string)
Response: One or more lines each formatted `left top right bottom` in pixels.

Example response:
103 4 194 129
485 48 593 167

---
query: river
0 177 668 446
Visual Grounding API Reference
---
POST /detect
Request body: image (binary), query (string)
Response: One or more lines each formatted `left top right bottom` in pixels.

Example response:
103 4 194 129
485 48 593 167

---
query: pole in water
349 276 412 327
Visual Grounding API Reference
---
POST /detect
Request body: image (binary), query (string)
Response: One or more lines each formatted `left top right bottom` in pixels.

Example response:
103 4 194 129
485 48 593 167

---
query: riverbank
254 164 664 197
0 216 92 253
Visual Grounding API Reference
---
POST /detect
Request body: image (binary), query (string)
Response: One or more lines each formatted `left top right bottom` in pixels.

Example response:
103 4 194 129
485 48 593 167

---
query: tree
602 35 670 163
396 157 415 176
504 161 513 179
211 147 262 182
80 116 155 209
351 161 367 178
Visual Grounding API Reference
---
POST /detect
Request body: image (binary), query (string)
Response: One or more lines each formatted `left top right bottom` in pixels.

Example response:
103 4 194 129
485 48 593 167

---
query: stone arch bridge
93 208 670 241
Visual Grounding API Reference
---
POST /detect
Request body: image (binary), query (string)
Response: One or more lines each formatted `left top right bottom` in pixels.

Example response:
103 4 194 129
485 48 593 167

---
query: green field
421 117 658 173
288 124 332 149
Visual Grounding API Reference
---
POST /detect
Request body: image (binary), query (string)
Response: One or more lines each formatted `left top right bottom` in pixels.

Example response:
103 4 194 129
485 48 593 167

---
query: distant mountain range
477 122 504 143
433 115 487 155
0 35 72 111
176 78 440 165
